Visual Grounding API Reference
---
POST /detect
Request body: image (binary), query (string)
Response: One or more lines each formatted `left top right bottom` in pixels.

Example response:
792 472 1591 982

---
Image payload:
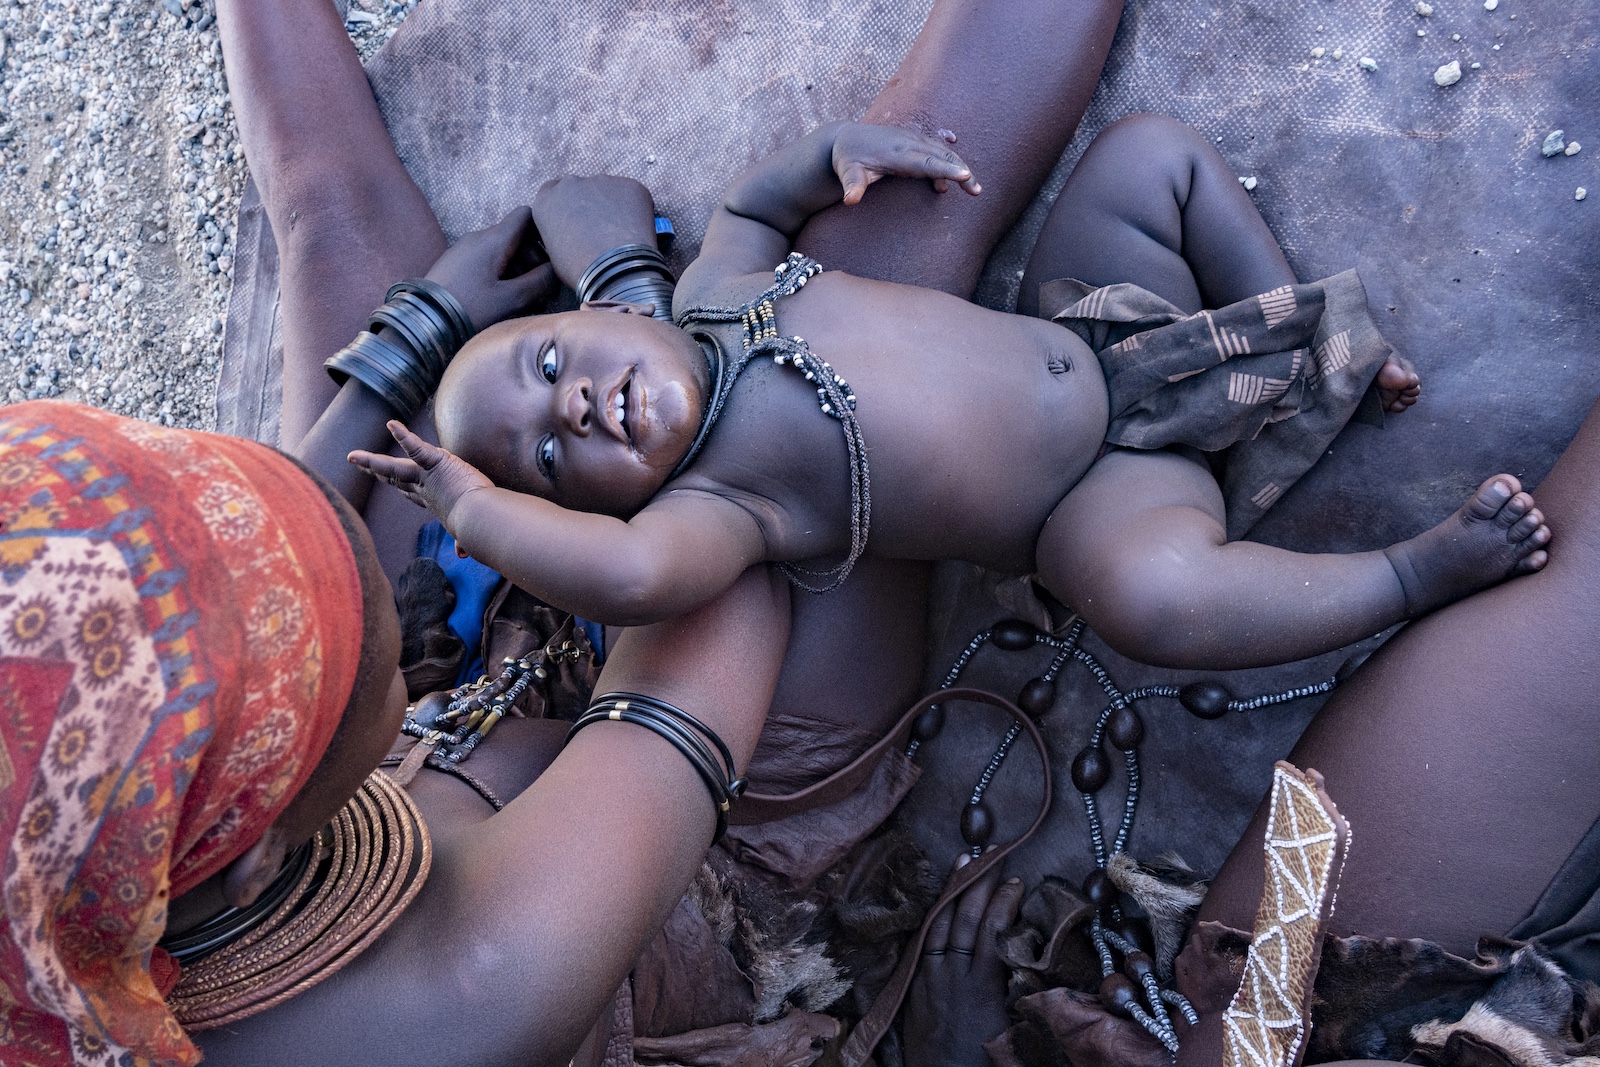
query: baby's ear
580 299 658 317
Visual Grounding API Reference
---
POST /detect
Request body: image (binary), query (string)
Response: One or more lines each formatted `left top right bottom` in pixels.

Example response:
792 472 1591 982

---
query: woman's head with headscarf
0 401 404 1067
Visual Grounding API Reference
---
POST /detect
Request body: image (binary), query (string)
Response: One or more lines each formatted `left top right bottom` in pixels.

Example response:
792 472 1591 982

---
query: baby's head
436 303 710 517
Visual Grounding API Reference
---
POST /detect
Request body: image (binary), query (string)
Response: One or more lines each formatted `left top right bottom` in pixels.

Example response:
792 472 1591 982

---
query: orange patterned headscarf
0 401 365 1067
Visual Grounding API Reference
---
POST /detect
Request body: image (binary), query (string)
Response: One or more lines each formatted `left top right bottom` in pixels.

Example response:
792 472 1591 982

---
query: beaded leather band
568 692 746 842
576 243 676 322
324 278 477 418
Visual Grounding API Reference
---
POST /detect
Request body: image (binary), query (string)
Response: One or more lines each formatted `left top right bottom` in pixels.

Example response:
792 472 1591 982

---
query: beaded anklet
910 616 1341 1054
569 692 747 842
677 253 869 592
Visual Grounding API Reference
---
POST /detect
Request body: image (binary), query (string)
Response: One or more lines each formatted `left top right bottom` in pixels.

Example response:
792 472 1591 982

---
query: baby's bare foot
1384 475 1550 618
1376 354 1421 413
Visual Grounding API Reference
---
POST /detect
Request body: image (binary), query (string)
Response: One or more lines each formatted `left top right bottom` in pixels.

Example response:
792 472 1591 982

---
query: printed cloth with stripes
1040 269 1393 540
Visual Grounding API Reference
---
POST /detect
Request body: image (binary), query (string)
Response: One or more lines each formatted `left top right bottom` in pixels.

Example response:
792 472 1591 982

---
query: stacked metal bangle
324 278 478 418
576 243 676 322
569 691 746 841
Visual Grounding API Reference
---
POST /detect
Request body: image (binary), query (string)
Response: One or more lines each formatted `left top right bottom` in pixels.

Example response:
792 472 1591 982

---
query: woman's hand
348 421 494 525
423 207 555 332
831 123 981 205
532 175 662 290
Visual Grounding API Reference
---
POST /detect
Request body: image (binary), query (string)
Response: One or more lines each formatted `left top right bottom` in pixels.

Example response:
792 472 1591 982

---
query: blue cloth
417 520 501 686
416 521 606 685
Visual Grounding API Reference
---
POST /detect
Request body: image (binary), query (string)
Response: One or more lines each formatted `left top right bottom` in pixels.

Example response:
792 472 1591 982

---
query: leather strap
722 686 1053 1067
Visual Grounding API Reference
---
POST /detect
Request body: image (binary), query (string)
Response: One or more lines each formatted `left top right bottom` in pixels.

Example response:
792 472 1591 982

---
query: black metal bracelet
325 330 436 417
569 692 745 841
370 291 453 381
577 243 676 322
388 277 475 348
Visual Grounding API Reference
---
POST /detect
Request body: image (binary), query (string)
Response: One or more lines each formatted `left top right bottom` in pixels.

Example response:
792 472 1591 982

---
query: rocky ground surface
0 0 408 428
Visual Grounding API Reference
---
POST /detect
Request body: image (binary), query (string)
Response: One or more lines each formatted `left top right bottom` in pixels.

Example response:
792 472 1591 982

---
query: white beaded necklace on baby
676 253 870 592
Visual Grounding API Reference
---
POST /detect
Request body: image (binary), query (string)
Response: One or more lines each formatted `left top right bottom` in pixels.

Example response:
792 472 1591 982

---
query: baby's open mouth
613 373 633 444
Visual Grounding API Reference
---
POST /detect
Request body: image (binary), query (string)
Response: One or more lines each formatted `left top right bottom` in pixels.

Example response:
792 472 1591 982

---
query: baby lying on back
354 119 1549 670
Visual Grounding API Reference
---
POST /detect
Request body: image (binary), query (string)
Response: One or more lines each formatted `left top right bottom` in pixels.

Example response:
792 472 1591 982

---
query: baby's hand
831 123 981 205
349 421 494 525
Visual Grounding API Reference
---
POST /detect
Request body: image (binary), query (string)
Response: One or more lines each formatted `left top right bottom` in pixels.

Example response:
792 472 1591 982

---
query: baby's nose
562 378 593 436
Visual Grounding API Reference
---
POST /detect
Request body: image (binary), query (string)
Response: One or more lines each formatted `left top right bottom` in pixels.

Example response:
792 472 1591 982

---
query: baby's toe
1507 507 1544 541
1467 475 1518 520
1516 547 1550 573
1495 492 1534 527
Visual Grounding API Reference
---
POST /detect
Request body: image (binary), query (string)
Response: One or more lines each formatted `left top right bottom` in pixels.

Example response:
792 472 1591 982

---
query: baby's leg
1019 114 1418 408
1038 449 1548 669
219 0 446 574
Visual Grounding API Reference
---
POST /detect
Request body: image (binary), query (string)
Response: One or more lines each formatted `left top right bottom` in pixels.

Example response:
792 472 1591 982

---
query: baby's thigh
1035 447 1225 610
1018 114 1293 316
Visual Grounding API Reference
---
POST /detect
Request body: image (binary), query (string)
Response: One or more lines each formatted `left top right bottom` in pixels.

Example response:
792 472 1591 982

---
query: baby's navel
1047 353 1074 376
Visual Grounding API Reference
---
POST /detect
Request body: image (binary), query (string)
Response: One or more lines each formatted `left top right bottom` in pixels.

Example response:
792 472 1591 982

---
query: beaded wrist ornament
568 692 747 842
325 277 477 417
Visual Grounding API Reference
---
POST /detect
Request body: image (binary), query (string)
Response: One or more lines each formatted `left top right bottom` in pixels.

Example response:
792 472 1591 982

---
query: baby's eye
540 345 558 383
536 433 556 480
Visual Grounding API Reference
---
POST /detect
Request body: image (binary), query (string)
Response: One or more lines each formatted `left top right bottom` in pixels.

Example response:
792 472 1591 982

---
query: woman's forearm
450 566 790 1067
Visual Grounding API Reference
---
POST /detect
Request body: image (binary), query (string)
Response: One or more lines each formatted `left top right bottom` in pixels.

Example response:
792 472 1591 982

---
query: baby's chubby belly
781 274 1111 574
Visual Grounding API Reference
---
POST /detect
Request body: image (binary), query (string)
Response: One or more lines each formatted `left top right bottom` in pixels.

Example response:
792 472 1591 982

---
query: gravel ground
0 0 409 429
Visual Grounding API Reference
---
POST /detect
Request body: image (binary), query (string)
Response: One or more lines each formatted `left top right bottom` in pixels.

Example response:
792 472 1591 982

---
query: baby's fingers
838 160 873 205
386 420 447 468
348 449 423 487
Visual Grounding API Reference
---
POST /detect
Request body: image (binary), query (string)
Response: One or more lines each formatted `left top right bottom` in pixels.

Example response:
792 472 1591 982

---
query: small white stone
1434 59 1462 85
1310 46 1325 58
1542 130 1567 156
1579 187 1589 201
645 154 656 164
1470 61 1481 68
1484 0 1498 9
1359 56 1379 71
1415 1 1434 14
1453 33 1462 40
1565 141 1581 156
1332 48 1344 59
1417 28 1427 36
1239 175 1258 190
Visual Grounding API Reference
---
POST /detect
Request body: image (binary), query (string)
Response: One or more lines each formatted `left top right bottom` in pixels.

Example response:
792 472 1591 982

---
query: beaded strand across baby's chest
677 253 870 592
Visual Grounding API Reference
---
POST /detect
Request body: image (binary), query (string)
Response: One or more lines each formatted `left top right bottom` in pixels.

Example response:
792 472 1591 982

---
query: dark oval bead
1017 677 1056 719
1071 744 1111 793
1179 680 1232 719
1099 972 1140 1016
1082 868 1117 908
1124 949 1155 980
911 704 945 742
989 619 1038 652
1108 706 1145 751
960 801 995 847
410 690 453 728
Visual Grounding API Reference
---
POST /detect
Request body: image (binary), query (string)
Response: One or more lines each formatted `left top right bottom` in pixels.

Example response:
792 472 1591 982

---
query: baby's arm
678 122 980 299
351 423 768 626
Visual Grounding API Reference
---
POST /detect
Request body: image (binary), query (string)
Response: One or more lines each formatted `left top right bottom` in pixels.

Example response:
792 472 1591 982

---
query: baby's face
435 307 709 517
